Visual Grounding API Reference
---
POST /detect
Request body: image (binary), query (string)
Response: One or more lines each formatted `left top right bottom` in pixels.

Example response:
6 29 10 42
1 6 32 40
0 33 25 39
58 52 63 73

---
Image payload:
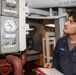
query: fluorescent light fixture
45 24 55 27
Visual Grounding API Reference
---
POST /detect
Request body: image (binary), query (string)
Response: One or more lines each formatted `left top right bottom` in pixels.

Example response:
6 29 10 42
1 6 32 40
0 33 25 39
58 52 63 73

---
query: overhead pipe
26 0 76 8
29 8 50 16
28 8 67 19
28 14 67 19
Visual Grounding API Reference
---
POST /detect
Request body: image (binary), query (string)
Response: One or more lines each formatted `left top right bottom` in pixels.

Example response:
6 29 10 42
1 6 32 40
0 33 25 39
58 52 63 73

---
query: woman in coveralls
44 11 76 75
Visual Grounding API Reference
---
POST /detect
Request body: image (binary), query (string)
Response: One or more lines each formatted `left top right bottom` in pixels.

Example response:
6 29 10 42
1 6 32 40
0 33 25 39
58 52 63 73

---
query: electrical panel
0 0 19 53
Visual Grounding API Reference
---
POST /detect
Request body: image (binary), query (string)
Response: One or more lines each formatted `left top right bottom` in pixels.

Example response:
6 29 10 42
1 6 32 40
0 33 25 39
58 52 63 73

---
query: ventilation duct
26 0 76 8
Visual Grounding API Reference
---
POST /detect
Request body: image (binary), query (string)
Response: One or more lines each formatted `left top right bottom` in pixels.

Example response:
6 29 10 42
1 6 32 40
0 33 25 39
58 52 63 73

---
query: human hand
43 62 53 69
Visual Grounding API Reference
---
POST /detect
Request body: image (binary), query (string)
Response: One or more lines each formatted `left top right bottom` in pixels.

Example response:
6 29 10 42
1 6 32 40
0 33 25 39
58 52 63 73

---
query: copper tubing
20 50 26 66
0 59 13 75
6 55 23 75
6 50 26 75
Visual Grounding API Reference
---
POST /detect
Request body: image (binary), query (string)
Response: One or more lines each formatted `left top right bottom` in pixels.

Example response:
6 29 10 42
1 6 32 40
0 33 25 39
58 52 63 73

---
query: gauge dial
3 20 17 33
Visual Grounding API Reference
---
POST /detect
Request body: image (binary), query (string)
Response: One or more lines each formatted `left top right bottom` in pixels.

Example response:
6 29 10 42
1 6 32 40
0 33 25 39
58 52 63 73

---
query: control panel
2 0 19 17
0 0 19 53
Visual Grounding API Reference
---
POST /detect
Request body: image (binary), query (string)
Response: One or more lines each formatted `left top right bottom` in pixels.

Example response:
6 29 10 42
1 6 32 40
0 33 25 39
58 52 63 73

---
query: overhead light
45 24 55 27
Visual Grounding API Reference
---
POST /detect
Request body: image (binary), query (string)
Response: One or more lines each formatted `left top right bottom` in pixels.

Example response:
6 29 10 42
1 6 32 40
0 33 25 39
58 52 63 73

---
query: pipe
20 50 26 66
6 50 26 75
0 59 13 75
28 12 67 19
26 0 76 8
29 8 50 16
6 55 23 75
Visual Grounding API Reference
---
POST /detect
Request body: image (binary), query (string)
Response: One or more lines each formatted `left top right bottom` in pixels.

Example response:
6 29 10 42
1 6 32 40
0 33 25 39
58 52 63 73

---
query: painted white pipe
29 8 50 16
26 0 76 8
28 12 67 19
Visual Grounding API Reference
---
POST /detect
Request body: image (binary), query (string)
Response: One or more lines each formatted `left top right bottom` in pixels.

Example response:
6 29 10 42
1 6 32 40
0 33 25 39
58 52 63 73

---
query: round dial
3 20 17 33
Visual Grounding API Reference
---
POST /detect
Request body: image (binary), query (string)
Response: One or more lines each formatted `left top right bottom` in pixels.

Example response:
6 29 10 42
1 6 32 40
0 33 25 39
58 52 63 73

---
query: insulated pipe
26 0 76 8
29 8 50 16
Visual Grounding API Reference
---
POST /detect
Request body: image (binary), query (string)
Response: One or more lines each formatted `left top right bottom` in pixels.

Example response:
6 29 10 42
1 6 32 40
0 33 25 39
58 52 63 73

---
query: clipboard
36 68 64 75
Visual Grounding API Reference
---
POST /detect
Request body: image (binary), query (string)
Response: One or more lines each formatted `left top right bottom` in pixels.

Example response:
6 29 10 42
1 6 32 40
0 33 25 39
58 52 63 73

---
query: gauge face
3 20 17 33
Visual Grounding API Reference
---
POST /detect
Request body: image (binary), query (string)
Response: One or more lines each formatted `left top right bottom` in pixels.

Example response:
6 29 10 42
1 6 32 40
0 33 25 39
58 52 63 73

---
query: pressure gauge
6 0 17 8
3 20 17 33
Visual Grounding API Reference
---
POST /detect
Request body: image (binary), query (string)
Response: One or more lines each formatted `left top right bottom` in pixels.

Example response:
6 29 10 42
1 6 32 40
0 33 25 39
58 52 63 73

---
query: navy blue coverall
52 36 76 75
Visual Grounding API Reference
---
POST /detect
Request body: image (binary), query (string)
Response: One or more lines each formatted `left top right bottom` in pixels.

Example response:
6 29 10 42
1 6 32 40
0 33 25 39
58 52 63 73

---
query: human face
63 16 76 35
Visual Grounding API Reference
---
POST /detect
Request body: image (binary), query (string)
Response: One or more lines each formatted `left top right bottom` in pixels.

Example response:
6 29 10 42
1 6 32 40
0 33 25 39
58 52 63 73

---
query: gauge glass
4 20 17 33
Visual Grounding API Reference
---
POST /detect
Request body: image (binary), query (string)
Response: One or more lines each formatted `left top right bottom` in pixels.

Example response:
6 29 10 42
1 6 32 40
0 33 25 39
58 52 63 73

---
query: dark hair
68 11 76 22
